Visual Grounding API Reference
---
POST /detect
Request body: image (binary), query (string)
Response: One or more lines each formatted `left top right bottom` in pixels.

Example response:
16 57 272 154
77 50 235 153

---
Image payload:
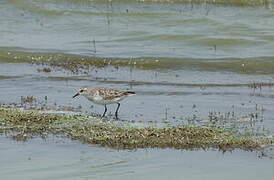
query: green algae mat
3 50 274 75
0 108 273 151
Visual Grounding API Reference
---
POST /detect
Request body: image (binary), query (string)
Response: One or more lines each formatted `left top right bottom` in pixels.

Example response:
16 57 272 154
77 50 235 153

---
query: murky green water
1 0 274 179
1 0 274 59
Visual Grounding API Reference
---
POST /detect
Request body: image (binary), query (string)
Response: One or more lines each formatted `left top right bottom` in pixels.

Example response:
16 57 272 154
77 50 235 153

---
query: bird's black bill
72 93 80 98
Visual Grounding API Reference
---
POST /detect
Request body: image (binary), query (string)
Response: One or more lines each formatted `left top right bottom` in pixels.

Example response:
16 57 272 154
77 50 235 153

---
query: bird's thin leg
115 103 120 119
101 105 107 118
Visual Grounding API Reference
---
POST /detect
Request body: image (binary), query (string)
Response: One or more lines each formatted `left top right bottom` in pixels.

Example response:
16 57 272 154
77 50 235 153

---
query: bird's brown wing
98 88 125 100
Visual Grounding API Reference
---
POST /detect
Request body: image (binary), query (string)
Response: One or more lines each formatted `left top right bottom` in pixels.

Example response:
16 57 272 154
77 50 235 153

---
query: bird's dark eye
80 89 84 93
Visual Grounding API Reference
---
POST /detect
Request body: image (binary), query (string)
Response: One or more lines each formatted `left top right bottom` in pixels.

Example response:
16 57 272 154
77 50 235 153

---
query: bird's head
72 87 88 98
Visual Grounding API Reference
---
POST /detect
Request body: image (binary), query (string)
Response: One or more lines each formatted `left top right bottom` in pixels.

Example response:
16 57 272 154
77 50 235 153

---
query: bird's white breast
84 95 123 105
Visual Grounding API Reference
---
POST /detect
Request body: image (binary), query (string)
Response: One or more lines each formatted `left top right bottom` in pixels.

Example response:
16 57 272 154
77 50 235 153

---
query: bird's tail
124 91 136 96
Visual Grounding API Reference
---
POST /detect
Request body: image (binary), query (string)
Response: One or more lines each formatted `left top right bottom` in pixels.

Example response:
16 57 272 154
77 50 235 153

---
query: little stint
73 86 135 119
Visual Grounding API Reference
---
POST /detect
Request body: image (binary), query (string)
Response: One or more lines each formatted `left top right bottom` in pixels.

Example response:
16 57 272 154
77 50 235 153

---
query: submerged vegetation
1 50 274 75
71 0 274 7
0 108 272 151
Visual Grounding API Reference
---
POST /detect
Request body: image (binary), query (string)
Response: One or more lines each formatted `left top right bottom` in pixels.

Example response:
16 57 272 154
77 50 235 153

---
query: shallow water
1 0 274 59
0 136 273 180
1 0 274 179
1 63 274 130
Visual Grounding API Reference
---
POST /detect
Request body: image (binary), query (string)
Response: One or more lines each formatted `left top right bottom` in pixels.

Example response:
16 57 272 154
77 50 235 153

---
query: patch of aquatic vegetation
0 108 273 151
0 75 20 80
2 50 274 74
0 50 162 73
37 67 52 73
184 104 268 135
10 0 273 8
0 101 83 113
48 76 274 89
74 0 273 7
